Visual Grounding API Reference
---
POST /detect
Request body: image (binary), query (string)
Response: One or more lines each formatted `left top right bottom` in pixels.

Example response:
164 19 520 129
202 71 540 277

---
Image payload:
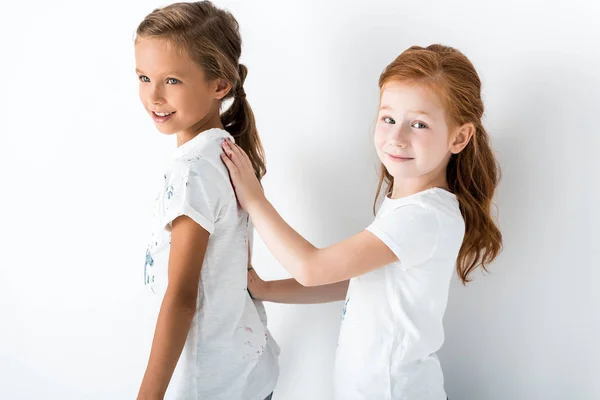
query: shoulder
172 129 233 185
415 188 464 232
165 156 232 207
372 189 464 245
368 189 463 267
374 202 439 240
418 188 460 212
378 189 462 223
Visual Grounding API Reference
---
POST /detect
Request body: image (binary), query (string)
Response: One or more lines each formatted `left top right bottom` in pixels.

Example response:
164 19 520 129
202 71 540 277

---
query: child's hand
247 266 268 300
221 138 265 212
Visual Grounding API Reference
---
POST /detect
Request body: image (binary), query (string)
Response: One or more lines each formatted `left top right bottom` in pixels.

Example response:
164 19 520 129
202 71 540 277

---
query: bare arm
137 216 209 400
222 140 398 287
248 201 395 286
248 267 348 304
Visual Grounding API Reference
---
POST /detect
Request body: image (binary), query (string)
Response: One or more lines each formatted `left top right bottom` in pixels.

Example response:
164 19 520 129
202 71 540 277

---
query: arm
247 236 347 303
247 201 396 286
248 267 349 304
137 216 209 400
222 140 398 287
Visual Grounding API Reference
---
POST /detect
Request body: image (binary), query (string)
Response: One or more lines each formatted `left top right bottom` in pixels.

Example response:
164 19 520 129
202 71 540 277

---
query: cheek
139 85 148 105
373 126 387 150
416 134 449 163
179 87 212 113
169 88 187 107
373 130 390 166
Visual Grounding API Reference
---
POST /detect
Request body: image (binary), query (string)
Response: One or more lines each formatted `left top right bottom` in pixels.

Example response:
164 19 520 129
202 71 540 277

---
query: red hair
376 44 502 284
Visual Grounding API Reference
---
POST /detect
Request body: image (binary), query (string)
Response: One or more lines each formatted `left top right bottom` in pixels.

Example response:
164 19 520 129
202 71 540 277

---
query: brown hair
136 1 266 179
376 44 502 284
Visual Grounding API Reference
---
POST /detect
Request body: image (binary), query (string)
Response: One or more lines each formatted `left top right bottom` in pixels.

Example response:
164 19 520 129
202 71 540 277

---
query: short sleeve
162 159 229 234
366 204 439 267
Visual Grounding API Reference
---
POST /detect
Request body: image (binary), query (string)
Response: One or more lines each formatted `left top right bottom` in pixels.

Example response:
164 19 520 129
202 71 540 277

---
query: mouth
151 111 176 123
386 153 414 162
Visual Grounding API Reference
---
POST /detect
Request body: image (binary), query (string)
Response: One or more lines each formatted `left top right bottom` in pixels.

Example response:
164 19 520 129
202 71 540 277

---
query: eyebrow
135 68 185 77
379 105 432 117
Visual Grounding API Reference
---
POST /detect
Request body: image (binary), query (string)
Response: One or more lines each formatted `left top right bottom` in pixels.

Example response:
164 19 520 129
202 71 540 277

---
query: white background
1 0 598 399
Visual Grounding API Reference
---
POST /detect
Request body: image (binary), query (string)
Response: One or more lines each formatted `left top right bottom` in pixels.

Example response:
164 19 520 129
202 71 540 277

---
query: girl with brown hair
135 2 278 399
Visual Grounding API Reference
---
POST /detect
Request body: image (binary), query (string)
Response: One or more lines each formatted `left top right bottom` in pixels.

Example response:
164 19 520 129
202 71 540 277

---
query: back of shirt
334 188 465 400
144 128 279 400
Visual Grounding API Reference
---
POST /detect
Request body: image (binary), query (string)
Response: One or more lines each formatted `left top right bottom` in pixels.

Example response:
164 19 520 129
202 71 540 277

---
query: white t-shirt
143 128 279 400
334 188 465 400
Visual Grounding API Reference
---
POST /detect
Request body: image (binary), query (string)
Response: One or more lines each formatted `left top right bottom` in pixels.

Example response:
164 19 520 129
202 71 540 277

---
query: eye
139 75 150 83
166 78 181 84
383 116 396 125
411 121 428 129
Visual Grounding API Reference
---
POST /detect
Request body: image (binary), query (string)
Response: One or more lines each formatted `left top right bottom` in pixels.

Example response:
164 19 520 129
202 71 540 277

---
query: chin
154 124 179 135
384 165 417 180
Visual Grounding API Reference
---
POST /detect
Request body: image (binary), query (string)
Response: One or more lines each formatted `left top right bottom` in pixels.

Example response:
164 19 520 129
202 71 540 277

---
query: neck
391 173 449 199
390 156 452 198
176 109 224 147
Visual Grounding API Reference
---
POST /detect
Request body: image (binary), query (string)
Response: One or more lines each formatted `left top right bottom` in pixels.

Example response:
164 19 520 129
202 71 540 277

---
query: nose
148 84 165 106
388 124 410 148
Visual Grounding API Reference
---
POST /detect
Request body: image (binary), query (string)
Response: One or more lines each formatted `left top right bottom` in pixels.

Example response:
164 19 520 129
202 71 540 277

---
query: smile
386 153 414 162
151 111 176 123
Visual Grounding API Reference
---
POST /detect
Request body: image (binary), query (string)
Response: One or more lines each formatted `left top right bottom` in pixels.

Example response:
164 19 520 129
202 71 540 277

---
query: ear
212 78 232 100
450 122 475 154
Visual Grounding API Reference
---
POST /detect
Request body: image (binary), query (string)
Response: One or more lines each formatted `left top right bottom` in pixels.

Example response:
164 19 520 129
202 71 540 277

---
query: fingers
240 144 254 170
228 140 249 168
248 267 262 282
222 139 239 164
220 151 239 177
226 139 253 170
222 139 249 173
247 269 256 299
222 138 257 179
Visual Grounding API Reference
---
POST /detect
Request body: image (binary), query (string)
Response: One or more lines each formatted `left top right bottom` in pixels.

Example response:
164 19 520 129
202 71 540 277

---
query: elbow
165 287 198 313
297 276 318 287
294 260 320 287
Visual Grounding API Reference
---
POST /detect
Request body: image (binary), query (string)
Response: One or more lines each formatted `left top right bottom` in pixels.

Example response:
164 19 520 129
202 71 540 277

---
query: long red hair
376 44 502 284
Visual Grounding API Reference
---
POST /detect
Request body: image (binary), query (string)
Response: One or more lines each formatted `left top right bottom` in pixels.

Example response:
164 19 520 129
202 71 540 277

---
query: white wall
1 0 598 399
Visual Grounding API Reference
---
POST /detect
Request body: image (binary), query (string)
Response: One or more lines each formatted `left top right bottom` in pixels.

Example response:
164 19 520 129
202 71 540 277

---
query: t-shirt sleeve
366 204 439 267
162 158 229 234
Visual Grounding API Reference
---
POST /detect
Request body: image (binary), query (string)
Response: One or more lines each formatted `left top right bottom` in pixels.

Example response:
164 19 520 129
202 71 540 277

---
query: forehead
379 81 446 118
134 37 200 77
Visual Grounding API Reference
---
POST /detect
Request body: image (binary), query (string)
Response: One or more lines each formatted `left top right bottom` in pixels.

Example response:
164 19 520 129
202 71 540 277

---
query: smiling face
135 37 225 137
374 81 472 196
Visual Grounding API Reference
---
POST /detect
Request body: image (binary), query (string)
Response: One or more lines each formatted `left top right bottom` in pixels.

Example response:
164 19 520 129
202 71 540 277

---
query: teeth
155 112 173 117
